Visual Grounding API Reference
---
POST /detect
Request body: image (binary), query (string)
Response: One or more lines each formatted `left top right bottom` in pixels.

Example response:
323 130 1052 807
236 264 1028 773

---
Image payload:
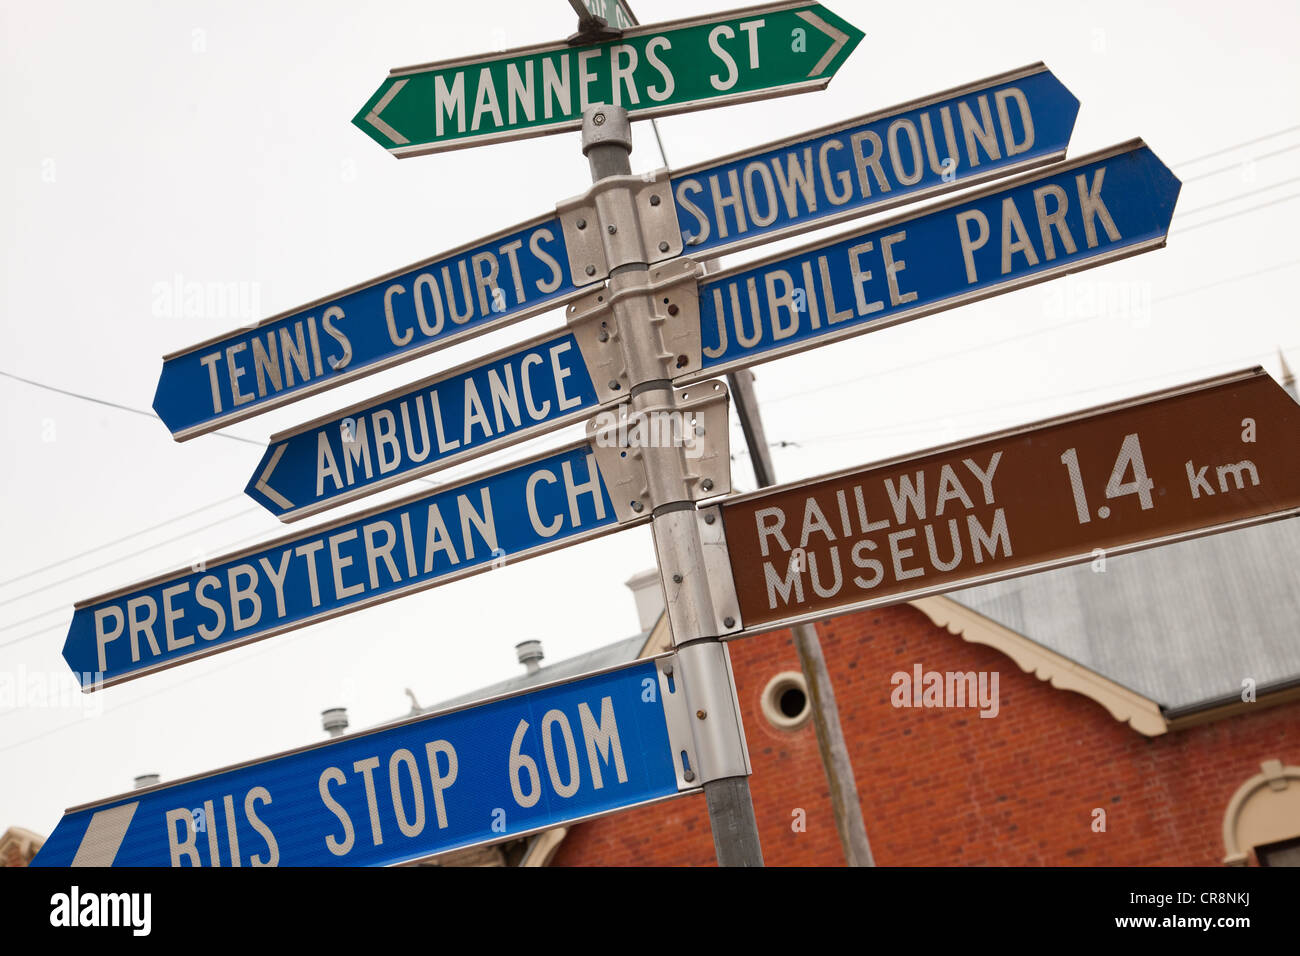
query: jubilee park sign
41 2 1295 868
683 140 1178 378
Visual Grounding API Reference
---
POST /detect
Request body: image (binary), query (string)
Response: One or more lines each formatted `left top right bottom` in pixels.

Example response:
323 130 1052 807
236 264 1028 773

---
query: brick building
0 828 43 867
17 505 1295 869
438 365 1300 867
418 515 1300 867
13 526 1297 868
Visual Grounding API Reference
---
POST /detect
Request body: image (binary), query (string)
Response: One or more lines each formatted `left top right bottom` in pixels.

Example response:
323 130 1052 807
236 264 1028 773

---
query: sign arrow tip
251 443 295 513
360 78 411 147
797 8 856 78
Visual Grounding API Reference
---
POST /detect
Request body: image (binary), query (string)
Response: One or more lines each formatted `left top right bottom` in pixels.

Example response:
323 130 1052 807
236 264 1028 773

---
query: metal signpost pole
728 368 874 867
581 105 763 866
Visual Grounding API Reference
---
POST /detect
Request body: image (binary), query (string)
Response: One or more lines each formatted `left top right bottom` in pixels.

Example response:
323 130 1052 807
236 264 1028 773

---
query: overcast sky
3 0 1298 836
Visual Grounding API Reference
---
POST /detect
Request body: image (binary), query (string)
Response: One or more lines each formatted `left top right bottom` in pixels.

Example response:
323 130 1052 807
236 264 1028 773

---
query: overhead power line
1181 142 1300 183
0 370 264 448
1175 175 1300 216
0 494 245 589
763 256 1300 408
0 621 64 652
0 605 74 634
0 517 287 640
1175 191 1300 234
0 367 446 604
793 342 1300 447
1172 124 1300 167
0 618 320 751
0 507 263 612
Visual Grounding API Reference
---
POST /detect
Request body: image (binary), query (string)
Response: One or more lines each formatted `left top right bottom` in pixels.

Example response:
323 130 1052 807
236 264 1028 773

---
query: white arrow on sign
69 803 138 867
363 78 410 145
253 443 294 511
798 10 849 76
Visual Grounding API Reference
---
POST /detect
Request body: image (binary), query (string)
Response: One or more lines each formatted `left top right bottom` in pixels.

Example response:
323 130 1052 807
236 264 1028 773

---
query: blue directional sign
33 658 694 867
153 65 1075 443
64 440 640 689
681 140 1180 378
153 214 583 440
671 62 1079 259
248 330 603 522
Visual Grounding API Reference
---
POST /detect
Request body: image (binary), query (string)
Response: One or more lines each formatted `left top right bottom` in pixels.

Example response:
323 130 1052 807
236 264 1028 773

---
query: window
1221 759 1300 866
1256 836 1300 867
761 671 811 730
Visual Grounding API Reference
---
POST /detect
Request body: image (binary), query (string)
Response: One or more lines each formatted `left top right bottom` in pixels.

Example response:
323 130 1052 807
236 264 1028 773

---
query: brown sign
721 368 1300 632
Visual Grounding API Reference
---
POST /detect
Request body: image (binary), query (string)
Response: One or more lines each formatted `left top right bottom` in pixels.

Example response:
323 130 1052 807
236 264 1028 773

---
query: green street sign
353 1 864 157
584 1 636 31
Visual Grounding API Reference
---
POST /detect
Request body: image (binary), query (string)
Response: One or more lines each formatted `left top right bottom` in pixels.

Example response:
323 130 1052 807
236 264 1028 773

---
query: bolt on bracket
656 654 703 790
556 170 683 285
586 379 731 523
694 504 744 638
651 505 744 643
566 256 703 403
565 0 622 46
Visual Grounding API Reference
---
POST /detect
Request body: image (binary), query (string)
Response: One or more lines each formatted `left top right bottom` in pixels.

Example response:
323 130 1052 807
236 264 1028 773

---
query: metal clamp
566 257 703 402
565 0 622 45
674 640 751 781
657 655 703 790
586 380 731 522
557 170 683 285
694 504 743 638
651 505 744 642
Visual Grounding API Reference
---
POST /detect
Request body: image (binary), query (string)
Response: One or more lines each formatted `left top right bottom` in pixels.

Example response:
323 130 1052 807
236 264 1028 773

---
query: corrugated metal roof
949 519 1300 711
422 631 651 713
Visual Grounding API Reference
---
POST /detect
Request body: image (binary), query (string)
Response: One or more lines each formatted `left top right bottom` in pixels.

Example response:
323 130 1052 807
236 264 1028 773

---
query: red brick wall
552 603 1300 866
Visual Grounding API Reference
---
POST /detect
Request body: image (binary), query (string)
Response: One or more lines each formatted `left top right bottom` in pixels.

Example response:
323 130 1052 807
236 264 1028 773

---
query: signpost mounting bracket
557 170 682 286
587 379 731 522
694 503 744 638
657 654 703 789
567 256 703 403
565 0 623 45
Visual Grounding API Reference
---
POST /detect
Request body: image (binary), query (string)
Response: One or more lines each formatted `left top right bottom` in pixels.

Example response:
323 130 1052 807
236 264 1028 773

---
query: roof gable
948 519 1300 711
